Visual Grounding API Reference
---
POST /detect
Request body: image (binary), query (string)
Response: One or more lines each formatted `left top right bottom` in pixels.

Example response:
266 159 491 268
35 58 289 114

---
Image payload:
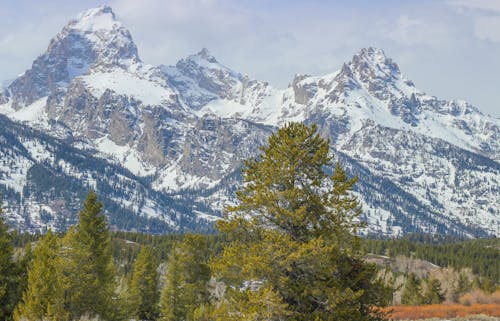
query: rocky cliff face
1 6 498 236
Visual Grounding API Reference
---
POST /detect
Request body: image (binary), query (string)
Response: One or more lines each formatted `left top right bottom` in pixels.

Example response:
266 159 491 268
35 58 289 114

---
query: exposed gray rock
1 7 498 237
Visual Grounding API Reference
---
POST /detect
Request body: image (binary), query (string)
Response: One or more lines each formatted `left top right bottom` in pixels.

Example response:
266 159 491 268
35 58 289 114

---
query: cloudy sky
0 0 499 116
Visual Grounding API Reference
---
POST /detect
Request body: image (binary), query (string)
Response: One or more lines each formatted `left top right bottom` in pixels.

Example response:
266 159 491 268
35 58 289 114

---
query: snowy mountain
0 6 498 236
0 114 217 233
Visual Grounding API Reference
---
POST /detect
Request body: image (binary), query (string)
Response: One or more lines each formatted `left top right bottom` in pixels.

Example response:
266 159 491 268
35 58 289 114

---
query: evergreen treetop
14 229 59 321
213 122 390 321
130 245 159 321
0 199 15 321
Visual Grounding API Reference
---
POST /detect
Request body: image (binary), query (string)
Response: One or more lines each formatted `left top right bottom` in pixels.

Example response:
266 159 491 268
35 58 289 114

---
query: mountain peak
349 47 401 80
192 48 218 64
69 5 120 33
357 47 387 60
7 5 140 108
56 5 140 65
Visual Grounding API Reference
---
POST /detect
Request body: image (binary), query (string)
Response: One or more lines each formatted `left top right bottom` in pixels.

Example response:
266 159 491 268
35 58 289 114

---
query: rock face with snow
0 115 214 233
0 6 498 236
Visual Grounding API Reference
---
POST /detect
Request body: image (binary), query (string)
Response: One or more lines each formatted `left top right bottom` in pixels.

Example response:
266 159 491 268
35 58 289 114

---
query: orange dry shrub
492 291 500 305
459 290 500 306
386 304 500 320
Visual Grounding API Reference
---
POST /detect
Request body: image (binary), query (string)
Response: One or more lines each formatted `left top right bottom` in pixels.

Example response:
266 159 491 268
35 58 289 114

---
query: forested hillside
1 123 498 321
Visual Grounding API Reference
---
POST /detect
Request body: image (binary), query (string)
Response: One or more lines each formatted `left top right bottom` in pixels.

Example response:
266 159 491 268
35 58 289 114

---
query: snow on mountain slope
0 115 218 233
6 6 139 110
167 47 498 163
163 48 283 124
0 6 498 236
80 66 176 107
281 48 499 161
161 46 499 236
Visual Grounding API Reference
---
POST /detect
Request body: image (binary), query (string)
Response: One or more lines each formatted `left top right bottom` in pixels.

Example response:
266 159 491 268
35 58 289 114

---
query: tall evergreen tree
59 191 117 320
401 273 423 306
212 123 390 321
159 253 184 321
423 278 445 304
453 272 472 302
0 199 16 321
14 230 59 321
130 246 159 321
160 234 211 321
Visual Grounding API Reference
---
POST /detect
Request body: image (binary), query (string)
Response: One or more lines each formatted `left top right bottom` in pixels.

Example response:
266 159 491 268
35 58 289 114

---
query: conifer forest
1 123 498 321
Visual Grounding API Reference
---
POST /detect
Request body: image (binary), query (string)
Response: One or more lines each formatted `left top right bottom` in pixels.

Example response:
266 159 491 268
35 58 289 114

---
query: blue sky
0 0 499 116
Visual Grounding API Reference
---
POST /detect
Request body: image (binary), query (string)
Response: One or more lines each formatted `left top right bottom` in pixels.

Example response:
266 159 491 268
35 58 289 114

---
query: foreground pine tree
0 200 16 321
212 122 390 320
130 246 159 321
160 252 183 321
160 234 211 321
59 191 117 320
14 230 59 321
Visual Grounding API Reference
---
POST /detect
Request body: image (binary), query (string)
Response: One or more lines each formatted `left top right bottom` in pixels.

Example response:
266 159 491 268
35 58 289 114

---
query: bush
459 290 500 306
386 304 500 320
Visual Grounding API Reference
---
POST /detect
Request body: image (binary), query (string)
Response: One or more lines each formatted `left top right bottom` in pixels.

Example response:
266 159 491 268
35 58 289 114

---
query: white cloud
447 0 500 43
386 14 451 46
474 16 500 42
0 0 499 116
387 15 431 46
448 0 500 12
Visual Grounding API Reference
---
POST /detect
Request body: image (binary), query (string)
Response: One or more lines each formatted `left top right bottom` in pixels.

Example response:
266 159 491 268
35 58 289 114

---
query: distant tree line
1 122 498 320
2 123 393 320
363 235 499 288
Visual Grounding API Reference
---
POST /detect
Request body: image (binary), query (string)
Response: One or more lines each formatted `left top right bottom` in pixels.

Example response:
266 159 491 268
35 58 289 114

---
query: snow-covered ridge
70 5 120 33
0 5 498 236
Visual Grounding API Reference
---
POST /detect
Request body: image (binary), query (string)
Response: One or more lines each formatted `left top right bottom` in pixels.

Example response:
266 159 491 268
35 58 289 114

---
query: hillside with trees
0 123 498 321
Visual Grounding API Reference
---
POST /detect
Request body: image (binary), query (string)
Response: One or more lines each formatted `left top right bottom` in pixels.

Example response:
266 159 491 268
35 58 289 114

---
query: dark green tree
401 273 423 306
130 246 159 321
423 278 445 304
160 234 211 321
60 191 117 320
212 122 390 320
14 230 59 321
453 272 472 302
159 253 184 321
0 199 16 321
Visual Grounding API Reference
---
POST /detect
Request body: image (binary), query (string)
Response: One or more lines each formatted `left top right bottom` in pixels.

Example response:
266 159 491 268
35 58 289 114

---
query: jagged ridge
0 6 498 236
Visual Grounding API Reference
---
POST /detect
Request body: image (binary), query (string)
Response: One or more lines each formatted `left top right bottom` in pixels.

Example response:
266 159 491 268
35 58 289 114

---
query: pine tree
159 253 184 321
423 277 445 304
0 199 16 321
453 272 472 302
130 246 159 321
212 285 291 321
212 122 390 321
13 241 32 314
401 273 423 306
160 234 211 321
59 191 117 320
14 230 60 321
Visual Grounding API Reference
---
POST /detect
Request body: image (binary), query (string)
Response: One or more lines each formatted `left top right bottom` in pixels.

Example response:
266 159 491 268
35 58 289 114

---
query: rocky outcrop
1 6 498 237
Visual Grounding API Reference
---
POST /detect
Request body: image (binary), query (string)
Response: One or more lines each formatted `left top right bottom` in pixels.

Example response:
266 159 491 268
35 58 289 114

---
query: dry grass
385 304 500 320
459 290 500 306
392 316 499 321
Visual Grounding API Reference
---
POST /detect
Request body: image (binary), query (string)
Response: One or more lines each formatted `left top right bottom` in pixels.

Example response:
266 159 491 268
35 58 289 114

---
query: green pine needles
8 122 394 321
212 122 391 320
